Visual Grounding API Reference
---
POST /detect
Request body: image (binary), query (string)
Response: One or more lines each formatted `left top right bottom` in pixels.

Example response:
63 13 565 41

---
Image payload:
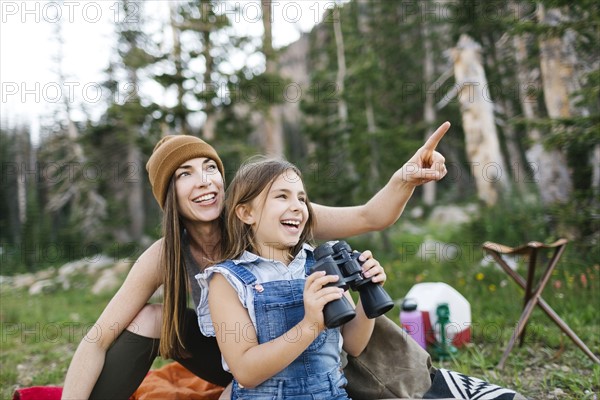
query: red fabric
452 325 471 347
423 310 435 345
12 386 62 400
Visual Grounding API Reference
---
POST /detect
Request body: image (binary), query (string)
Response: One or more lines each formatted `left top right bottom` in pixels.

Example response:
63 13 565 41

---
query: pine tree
35 18 107 258
88 0 161 244
155 0 233 139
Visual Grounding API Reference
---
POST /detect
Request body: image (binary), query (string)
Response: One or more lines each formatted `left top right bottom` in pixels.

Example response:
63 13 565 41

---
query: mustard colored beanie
146 135 225 208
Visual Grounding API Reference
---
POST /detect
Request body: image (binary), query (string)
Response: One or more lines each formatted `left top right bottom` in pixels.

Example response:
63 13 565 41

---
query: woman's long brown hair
159 178 226 359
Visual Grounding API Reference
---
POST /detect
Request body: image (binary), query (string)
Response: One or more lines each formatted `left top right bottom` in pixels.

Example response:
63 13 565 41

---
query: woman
61 122 450 400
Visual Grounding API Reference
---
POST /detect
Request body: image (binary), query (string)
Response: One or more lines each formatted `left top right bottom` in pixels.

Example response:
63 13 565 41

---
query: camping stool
482 239 600 369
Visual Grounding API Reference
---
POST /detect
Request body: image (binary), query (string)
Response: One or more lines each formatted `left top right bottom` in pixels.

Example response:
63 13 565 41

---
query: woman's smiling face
174 157 225 223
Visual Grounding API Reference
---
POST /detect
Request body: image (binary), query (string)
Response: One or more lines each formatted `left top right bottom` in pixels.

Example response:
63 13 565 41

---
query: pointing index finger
423 121 451 151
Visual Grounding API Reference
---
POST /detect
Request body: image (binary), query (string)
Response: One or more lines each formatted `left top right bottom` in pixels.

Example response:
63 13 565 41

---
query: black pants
89 308 232 400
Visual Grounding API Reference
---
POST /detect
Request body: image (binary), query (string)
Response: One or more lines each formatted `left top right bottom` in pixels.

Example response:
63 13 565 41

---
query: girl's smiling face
237 171 309 262
175 157 225 224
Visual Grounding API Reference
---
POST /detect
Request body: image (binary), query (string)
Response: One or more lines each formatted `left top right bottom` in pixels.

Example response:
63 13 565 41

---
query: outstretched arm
61 241 163 399
312 122 450 240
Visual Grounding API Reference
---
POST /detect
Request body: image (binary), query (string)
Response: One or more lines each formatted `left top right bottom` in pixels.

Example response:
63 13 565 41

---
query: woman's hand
303 271 345 330
358 250 386 285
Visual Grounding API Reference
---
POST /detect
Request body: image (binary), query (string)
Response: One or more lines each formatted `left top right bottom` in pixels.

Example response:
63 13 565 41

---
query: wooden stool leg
520 249 537 347
536 297 600 364
498 291 541 369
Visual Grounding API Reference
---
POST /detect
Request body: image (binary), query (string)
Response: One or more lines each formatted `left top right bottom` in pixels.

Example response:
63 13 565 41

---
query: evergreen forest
1 1 598 273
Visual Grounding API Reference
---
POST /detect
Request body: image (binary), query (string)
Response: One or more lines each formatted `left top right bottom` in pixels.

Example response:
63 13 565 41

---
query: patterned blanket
423 369 527 399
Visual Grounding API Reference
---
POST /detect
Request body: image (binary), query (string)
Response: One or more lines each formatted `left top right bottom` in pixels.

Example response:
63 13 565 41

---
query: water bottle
400 298 426 349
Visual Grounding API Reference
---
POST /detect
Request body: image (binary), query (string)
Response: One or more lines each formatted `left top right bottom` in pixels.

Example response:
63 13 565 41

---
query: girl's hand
394 121 449 186
358 250 387 285
303 271 345 330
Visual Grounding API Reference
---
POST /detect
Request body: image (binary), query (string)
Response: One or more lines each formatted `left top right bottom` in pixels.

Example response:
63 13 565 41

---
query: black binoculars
310 241 394 328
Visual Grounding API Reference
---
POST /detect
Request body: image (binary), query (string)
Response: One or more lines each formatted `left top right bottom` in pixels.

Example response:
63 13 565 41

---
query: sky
1 0 340 142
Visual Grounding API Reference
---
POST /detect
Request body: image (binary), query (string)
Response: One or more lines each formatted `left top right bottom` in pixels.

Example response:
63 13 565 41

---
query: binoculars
310 241 394 328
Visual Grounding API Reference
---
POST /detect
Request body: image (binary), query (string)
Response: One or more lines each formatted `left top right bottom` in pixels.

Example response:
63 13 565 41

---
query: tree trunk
45 21 106 234
333 6 349 134
357 0 380 188
421 1 436 206
200 0 216 140
127 145 144 241
356 0 388 248
527 3 573 204
538 5 573 119
332 5 356 180
513 32 568 204
365 86 380 184
170 2 190 135
15 128 28 226
451 34 509 206
261 0 283 157
491 31 529 193
593 145 600 202
531 3 573 204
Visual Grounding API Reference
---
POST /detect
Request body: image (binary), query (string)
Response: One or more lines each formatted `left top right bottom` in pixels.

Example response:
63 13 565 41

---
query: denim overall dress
217 254 350 400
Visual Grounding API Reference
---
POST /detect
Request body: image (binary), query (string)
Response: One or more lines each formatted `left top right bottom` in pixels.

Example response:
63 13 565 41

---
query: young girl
196 158 387 399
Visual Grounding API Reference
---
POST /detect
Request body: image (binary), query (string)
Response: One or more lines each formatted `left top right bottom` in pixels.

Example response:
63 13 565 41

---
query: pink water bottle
400 298 426 349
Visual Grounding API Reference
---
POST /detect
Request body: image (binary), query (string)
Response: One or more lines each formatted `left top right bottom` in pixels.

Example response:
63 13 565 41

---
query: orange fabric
131 362 225 400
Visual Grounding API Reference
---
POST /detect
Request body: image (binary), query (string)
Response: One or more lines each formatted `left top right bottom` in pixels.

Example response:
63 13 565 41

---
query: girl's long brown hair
221 157 315 262
159 178 226 359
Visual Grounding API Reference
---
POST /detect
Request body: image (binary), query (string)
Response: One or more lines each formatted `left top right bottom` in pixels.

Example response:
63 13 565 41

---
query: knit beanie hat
146 135 225 208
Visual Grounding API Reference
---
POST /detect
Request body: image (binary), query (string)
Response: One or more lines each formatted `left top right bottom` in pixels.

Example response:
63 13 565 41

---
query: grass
0 288 102 397
1 212 599 399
